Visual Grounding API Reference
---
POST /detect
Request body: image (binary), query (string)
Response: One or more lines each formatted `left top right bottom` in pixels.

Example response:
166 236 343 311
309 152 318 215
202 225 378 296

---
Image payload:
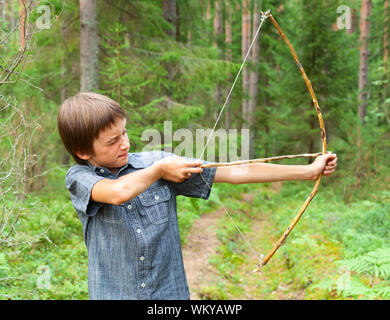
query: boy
57 92 337 300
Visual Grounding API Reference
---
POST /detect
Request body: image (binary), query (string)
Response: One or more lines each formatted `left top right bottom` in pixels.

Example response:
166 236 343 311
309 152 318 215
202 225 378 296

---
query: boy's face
77 117 130 173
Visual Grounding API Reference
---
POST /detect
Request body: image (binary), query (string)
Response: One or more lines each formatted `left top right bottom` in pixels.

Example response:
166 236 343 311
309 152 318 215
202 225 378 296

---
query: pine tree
263 0 357 159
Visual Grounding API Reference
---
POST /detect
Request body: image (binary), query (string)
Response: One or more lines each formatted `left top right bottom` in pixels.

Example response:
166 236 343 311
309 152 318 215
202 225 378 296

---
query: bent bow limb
252 11 327 271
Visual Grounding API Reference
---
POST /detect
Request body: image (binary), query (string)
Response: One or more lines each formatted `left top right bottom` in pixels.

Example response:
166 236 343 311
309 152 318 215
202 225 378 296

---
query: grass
1 165 389 299
195 168 390 300
0 170 220 300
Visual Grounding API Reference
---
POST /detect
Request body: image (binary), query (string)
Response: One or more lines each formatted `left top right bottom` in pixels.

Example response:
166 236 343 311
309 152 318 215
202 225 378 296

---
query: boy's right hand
155 156 204 183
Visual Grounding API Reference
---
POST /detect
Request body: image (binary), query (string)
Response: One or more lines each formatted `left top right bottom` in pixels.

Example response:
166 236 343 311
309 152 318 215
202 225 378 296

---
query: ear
75 151 91 161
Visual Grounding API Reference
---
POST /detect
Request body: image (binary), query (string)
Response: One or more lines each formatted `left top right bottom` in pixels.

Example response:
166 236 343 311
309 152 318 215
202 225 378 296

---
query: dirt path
182 182 306 300
182 209 224 299
182 192 261 299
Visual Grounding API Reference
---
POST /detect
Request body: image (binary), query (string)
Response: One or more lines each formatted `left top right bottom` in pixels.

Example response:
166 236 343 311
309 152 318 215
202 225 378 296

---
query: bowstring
199 10 269 160
198 11 270 265
199 175 263 263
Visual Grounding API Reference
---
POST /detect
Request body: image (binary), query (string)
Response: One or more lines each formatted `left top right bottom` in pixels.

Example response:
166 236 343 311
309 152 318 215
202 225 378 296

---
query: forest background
0 0 389 300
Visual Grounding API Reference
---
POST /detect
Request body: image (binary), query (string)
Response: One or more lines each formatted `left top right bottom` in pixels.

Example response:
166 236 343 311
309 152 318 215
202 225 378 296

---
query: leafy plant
314 247 390 299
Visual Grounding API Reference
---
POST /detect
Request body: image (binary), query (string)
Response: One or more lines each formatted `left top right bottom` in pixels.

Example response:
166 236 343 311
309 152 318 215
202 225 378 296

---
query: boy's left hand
309 153 338 180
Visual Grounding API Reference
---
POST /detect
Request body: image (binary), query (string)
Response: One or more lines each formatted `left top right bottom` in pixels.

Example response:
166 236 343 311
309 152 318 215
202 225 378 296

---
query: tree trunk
265 86 271 157
80 0 99 92
212 0 222 48
162 0 177 98
248 5 261 160
385 0 389 74
206 0 211 21
242 0 251 131
345 0 356 34
308 35 318 161
384 0 390 124
162 0 176 39
357 0 371 177
61 20 70 165
347 7 357 34
5 0 16 30
1 1 6 26
176 3 180 42
224 1 232 130
358 0 371 125
187 28 192 44
213 0 222 122
18 0 26 49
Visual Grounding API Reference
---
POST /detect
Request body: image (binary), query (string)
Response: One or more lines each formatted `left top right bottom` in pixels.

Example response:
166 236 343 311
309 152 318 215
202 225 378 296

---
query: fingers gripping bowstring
198 10 271 266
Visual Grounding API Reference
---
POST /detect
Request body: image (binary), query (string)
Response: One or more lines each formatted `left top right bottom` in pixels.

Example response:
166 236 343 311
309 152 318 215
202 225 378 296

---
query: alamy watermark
335 264 351 292
36 265 51 290
141 121 250 164
336 5 352 30
36 4 52 30
33 1 56 30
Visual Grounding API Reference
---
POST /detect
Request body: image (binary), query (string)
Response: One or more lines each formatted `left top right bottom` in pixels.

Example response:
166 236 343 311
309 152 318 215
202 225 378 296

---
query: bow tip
260 9 271 16
253 264 263 273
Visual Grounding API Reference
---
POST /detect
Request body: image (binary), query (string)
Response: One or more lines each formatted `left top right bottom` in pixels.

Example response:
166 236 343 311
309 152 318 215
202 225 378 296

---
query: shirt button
127 204 132 210
136 228 142 234
141 283 146 288
154 195 159 200
100 169 104 173
140 256 145 261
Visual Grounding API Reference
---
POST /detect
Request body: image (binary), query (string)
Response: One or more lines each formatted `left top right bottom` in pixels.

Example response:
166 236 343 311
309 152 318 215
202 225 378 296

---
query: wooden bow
252 11 327 271
200 10 327 271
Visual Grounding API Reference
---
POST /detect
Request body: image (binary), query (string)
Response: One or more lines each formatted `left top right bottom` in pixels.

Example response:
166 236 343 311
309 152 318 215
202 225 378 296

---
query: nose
120 133 130 150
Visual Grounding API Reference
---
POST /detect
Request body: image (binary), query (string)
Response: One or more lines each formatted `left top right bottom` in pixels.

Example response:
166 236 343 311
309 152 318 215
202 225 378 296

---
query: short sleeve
159 152 216 199
65 165 105 217
173 166 216 199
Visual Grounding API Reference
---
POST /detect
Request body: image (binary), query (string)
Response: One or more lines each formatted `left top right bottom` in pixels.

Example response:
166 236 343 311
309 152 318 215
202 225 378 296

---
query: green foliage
314 247 390 299
329 201 390 257
177 194 219 245
259 0 358 159
0 253 10 279
341 248 390 279
1 0 390 300
198 284 228 300
279 234 332 288
0 190 90 299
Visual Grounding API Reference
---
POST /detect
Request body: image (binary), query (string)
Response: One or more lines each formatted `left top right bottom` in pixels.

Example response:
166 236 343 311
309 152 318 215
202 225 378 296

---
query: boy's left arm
213 153 337 184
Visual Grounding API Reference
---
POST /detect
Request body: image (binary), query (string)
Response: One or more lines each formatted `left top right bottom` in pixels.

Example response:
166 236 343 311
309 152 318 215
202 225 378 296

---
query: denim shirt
65 151 216 300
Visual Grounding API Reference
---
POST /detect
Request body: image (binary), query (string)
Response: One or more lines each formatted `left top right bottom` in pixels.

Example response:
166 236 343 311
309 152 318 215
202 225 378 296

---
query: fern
376 283 390 298
314 247 390 299
338 248 390 279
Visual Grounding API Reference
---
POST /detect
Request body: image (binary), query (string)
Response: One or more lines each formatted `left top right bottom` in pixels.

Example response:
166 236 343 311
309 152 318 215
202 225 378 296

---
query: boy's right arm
91 156 203 205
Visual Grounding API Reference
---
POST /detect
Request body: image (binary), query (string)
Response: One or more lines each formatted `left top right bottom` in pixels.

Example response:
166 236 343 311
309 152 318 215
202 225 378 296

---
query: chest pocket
138 185 171 225
97 204 124 224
